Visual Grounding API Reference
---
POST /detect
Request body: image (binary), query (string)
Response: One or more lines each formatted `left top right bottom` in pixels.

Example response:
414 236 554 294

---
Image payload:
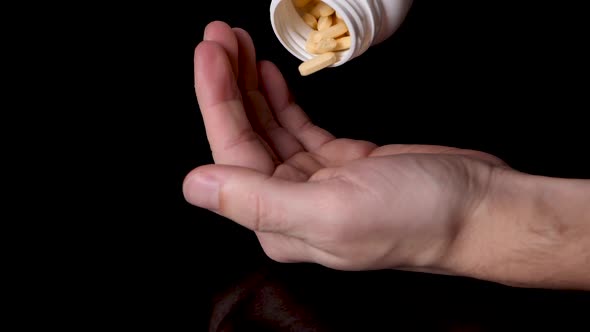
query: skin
184 21 590 290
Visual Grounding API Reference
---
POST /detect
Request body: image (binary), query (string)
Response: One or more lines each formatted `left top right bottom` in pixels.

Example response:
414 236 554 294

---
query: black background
55 0 589 330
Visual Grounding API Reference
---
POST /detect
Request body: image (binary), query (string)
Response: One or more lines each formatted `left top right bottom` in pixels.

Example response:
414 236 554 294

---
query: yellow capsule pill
298 52 337 76
302 12 318 30
306 36 337 54
317 15 333 31
316 22 348 39
333 36 351 51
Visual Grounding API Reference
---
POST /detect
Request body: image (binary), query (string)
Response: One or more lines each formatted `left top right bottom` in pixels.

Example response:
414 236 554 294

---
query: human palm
185 21 507 271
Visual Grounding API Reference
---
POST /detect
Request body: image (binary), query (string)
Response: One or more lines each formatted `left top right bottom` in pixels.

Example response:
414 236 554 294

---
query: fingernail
203 26 211 41
184 173 220 211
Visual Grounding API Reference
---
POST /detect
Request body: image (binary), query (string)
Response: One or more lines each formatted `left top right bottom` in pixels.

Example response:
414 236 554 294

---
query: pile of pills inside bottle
293 0 351 76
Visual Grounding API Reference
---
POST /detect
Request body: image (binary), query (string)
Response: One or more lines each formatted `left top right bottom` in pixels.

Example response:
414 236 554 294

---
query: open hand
184 21 508 272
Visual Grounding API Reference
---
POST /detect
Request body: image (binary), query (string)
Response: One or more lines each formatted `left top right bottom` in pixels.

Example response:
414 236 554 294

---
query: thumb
183 164 335 236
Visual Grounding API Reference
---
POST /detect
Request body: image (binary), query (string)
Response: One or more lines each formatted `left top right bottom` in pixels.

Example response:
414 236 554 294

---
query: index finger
194 41 274 174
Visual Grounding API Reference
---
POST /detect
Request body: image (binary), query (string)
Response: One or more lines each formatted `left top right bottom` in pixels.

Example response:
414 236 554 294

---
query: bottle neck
270 0 381 67
327 0 415 49
323 0 382 64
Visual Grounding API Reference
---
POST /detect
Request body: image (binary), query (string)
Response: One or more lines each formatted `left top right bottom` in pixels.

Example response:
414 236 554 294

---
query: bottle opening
271 0 356 67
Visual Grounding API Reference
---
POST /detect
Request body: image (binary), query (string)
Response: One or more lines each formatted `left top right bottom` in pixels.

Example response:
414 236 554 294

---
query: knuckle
250 187 285 233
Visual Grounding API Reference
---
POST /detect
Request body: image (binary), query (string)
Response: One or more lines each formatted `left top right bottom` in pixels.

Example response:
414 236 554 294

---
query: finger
232 28 304 160
183 164 338 237
203 21 239 77
314 139 378 166
232 28 258 91
258 60 335 152
194 42 274 173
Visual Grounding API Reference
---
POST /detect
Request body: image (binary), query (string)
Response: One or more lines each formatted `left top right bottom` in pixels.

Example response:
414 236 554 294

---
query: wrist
443 167 590 289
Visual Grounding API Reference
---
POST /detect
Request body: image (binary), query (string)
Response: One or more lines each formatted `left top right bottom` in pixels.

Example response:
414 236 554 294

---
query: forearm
446 167 590 290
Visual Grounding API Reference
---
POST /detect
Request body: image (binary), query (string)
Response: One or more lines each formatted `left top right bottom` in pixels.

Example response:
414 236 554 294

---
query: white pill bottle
270 0 414 67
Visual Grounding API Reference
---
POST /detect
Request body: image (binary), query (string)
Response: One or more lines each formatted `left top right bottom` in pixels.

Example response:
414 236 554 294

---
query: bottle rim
270 0 360 67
